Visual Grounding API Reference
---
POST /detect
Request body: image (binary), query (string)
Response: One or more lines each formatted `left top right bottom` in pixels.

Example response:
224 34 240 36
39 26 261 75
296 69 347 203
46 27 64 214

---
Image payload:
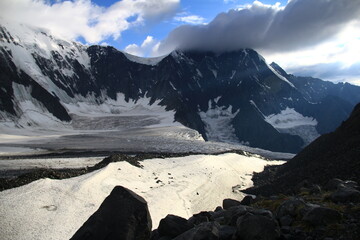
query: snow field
0 153 284 240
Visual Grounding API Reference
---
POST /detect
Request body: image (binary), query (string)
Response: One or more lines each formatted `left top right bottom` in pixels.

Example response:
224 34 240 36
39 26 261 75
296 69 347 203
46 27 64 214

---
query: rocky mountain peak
1 21 360 153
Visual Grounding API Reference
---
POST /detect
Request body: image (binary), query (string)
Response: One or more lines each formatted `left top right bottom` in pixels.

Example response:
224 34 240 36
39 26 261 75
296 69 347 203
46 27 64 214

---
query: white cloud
0 0 180 44
141 35 156 48
155 0 360 84
265 22 360 85
174 15 206 25
157 0 360 54
125 35 159 57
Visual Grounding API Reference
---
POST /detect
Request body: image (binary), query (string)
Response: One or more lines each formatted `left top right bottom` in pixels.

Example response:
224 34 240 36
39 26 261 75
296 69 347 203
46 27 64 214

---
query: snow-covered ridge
268 63 295 88
0 21 90 81
123 52 166 66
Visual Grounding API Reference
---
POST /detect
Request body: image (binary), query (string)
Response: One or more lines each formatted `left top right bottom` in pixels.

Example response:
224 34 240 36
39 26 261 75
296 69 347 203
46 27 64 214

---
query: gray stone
303 207 342 226
235 213 281 240
70 186 151 240
330 186 360 203
188 211 212 226
173 222 220 240
223 198 242 210
309 184 322 194
249 208 273 219
279 215 294 227
219 225 236 240
224 205 249 226
325 178 344 191
344 180 358 189
214 206 223 212
158 214 192 238
240 195 254 206
276 198 307 219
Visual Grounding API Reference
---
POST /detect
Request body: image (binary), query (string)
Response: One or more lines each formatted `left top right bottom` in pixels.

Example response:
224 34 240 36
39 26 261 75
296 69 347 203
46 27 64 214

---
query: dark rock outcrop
70 186 152 240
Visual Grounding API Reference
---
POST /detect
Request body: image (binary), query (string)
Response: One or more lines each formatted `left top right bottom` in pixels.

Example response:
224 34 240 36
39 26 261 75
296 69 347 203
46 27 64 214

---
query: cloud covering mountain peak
156 0 360 55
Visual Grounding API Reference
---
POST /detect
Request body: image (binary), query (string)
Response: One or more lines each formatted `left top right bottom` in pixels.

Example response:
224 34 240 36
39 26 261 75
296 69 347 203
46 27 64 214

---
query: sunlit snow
0 153 284 240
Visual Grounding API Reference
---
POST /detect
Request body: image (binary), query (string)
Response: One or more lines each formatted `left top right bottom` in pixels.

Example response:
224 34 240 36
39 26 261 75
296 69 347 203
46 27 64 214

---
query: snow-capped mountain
1 22 359 153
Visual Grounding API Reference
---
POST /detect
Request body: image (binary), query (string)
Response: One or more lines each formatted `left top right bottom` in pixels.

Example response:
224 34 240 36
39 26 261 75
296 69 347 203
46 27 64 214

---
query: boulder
343 180 359 189
70 186 151 240
173 222 221 240
330 186 360 203
240 195 254 206
219 225 236 240
214 206 223 212
303 207 342 227
235 213 280 240
223 205 249 226
158 214 192 238
309 184 322 194
188 211 212 226
325 178 344 191
223 198 242 210
276 198 308 224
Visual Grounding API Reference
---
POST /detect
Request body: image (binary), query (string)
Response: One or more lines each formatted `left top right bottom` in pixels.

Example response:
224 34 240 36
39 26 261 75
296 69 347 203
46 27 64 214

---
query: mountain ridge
1 22 360 153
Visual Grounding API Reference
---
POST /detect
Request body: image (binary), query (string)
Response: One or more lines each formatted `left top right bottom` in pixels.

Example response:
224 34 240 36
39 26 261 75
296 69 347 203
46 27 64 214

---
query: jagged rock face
1 22 360 153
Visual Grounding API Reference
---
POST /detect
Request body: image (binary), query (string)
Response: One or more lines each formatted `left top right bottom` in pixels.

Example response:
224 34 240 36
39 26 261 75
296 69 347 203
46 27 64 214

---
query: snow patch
196 69 203 77
199 100 240 143
169 81 177 91
265 108 317 129
265 107 319 145
64 93 178 128
123 52 166 66
211 69 218 78
230 70 236 79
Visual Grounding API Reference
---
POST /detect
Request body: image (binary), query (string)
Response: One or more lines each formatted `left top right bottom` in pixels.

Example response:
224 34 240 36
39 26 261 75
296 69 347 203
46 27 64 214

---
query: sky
0 0 360 85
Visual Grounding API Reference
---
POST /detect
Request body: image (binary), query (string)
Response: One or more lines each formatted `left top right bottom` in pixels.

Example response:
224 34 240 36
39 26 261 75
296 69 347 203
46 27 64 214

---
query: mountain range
1 22 360 153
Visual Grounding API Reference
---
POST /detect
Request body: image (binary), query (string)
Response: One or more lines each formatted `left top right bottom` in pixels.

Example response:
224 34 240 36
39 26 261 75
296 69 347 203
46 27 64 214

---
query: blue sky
0 0 359 85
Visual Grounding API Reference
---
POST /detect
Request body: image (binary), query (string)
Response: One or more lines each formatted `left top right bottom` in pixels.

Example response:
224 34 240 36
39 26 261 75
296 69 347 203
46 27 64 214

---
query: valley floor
0 114 289 240
0 153 284 240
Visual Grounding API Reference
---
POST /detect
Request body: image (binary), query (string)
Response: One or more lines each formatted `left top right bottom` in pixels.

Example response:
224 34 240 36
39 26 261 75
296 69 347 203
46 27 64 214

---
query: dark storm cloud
288 62 360 84
157 0 360 54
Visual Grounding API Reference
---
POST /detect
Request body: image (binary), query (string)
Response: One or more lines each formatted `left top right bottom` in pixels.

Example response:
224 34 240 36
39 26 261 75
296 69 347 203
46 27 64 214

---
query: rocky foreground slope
71 179 360 240
68 104 360 240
